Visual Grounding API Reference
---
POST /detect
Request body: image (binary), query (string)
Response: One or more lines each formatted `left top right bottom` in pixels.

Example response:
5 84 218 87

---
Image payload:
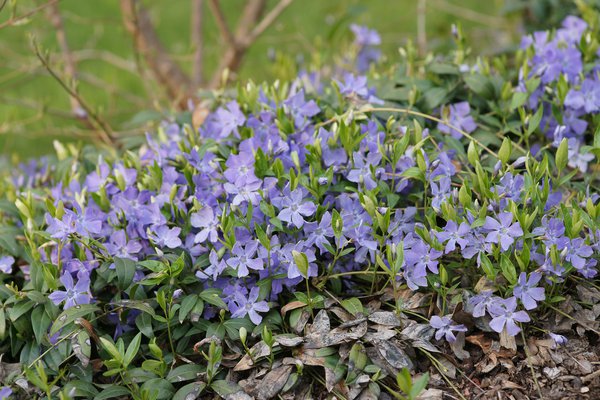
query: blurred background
0 0 585 158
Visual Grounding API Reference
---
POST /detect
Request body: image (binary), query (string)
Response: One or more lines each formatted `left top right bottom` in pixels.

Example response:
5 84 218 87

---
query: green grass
0 0 511 158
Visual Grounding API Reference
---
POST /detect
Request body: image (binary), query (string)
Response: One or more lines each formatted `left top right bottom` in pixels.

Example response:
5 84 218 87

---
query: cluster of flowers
518 15 598 172
1 20 597 350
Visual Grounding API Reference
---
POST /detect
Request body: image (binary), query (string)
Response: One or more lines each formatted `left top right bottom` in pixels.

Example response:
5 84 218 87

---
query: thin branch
72 49 137 73
417 0 427 56
32 38 117 147
47 2 84 118
119 0 193 105
209 0 294 88
430 0 507 29
246 0 293 44
191 0 204 86
207 0 236 49
0 0 59 30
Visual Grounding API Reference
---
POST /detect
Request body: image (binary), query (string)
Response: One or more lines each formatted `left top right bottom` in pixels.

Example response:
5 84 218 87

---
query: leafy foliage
0 8 599 399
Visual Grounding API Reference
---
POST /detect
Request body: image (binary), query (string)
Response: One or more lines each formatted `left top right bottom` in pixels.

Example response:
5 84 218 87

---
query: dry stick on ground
191 0 204 86
208 0 295 88
119 0 193 105
32 40 117 147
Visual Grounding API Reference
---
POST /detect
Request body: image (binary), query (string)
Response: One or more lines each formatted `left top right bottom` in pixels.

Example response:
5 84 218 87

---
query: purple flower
430 176 452 211
224 152 256 184
0 387 11 400
214 101 245 137
148 225 182 249
283 89 320 129
564 238 593 269
347 152 380 190
196 250 227 281
532 217 568 249
46 207 103 241
430 315 467 342
483 212 523 251
488 297 531 336
227 241 264 277
304 212 334 253
564 77 600 114
279 242 317 279
548 332 568 348
0 256 14 274
435 220 470 254
104 230 142 261
276 188 316 228
191 206 220 243
350 24 381 72
513 272 545 310
468 290 496 318
567 138 594 173
438 102 477 140
230 286 269 325
405 240 443 275
402 264 428 291
49 271 92 309
224 177 262 206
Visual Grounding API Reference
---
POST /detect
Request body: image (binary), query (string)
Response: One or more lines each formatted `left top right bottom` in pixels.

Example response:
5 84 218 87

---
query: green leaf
124 332 142 367
136 312 154 338
292 250 309 277
63 380 98 398
555 138 568 172
167 364 204 383
94 386 131 400
172 382 206 400
409 372 430 398
0 227 21 255
115 258 136 290
110 299 156 318
464 74 492 98
199 288 227 309
510 92 528 109
50 304 100 335
8 300 34 322
498 137 512 164
211 380 242 397
341 298 363 316
140 379 175 399
31 305 51 344
527 105 544 135
179 295 198 323
100 337 122 362
223 318 254 339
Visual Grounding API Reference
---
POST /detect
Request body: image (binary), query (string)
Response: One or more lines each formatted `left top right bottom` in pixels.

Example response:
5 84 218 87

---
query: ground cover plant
0 5 600 400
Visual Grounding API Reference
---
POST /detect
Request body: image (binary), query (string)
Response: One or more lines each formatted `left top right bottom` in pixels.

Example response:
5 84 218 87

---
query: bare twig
207 0 236 49
0 0 59 30
209 0 294 88
248 0 293 43
47 2 84 118
429 0 506 29
32 39 117 147
119 0 193 104
417 0 427 56
191 0 204 86
72 49 137 73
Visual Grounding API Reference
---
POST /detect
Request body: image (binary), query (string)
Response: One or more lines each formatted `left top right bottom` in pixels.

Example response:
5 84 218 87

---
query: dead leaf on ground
367 311 401 327
247 365 292 400
234 341 271 371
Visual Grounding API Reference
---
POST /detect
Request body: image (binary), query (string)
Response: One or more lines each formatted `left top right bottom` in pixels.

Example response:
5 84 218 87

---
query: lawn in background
0 0 511 158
